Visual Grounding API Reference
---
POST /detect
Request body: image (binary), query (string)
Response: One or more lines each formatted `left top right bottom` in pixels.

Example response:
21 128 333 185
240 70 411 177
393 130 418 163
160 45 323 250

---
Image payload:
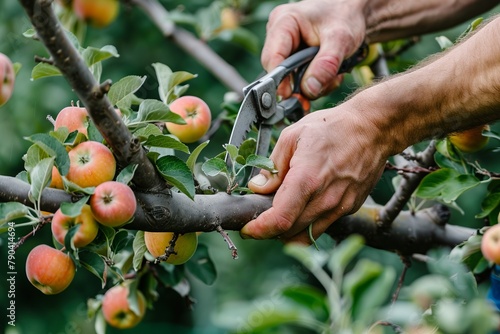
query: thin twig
392 254 412 303
216 224 238 259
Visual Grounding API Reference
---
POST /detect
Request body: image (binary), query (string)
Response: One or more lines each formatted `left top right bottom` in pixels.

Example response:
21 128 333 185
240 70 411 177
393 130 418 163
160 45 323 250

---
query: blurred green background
1 1 499 333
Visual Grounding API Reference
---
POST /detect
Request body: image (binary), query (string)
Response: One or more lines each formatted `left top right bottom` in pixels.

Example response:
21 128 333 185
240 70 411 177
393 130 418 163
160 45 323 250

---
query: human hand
240 102 389 244
262 0 367 99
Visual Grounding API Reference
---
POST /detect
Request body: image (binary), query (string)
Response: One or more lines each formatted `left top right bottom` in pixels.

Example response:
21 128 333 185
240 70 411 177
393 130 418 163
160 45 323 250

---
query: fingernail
305 76 322 97
240 231 251 239
250 174 268 187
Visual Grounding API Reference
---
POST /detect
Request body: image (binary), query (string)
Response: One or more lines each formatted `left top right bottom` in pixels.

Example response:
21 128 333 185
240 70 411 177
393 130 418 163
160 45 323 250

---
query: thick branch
18 0 166 192
0 175 475 254
129 0 248 97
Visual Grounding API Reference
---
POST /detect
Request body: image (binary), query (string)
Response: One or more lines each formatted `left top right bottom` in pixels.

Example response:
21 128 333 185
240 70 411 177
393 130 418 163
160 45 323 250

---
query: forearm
353 16 500 155
363 0 499 42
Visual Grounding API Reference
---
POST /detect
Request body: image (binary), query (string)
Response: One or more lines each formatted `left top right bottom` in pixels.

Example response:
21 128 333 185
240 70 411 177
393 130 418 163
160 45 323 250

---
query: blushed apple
90 181 137 227
448 124 490 153
54 105 89 137
73 0 119 28
25 244 76 295
102 284 146 329
66 140 116 188
166 95 211 143
51 204 99 248
144 231 198 265
0 52 15 107
482 224 500 264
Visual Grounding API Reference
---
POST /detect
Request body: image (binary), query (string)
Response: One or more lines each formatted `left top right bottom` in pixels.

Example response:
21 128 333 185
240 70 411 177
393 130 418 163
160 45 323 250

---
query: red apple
448 124 490 153
144 231 198 265
102 284 146 329
166 96 212 143
482 224 500 264
25 244 76 295
54 105 89 137
66 141 116 188
0 53 15 107
90 181 137 227
73 0 119 28
51 204 99 248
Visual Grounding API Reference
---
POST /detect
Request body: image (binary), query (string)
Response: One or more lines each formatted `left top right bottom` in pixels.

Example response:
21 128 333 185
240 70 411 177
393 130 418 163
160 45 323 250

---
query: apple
54 105 89 137
219 7 240 31
166 96 212 143
144 231 198 265
49 166 64 189
448 124 490 153
73 0 119 28
25 244 76 295
51 204 99 248
66 140 116 188
102 284 146 329
90 181 137 227
482 224 500 264
0 53 15 107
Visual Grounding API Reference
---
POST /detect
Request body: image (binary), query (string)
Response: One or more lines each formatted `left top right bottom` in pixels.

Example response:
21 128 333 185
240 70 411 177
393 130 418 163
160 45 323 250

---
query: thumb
247 171 281 195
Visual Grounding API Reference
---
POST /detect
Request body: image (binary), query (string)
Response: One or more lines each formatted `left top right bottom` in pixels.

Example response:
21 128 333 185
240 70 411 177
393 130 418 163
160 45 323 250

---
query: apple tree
1 0 500 333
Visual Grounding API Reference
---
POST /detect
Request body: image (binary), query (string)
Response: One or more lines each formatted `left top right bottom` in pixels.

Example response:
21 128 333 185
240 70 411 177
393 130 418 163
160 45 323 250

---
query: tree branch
128 0 248 97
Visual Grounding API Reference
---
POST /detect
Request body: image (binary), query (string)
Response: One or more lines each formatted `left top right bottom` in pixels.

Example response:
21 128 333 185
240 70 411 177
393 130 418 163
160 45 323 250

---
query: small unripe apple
0 52 15 107
25 244 76 295
73 0 119 28
219 7 240 31
90 181 137 227
66 140 116 188
54 106 89 137
51 204 99 247
448 124 490 153
166 96 212 143
482 224 500 264
102 284 146 329
144 231 198 265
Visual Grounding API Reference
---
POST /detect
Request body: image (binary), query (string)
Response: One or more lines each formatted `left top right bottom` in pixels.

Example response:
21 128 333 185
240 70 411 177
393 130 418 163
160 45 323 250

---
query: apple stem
46 114 56 126
216 224 238 260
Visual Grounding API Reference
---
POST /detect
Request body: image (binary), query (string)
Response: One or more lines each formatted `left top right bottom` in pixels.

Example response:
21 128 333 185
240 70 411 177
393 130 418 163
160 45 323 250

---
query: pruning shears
225 44 368 178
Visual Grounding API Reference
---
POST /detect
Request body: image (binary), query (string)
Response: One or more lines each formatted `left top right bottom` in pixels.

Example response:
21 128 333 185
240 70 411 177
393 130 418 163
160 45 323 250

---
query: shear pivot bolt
261 92 273 109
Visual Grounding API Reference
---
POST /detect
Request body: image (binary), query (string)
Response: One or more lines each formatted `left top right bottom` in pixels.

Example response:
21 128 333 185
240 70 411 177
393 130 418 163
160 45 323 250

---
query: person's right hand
262 0 368 99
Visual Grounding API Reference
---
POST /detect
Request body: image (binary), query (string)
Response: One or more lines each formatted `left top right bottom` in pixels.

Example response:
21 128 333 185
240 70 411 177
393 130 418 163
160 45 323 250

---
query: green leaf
116 164 138 185
0 202 31 225
281 285 329 322
79 251 107 288
64 224 81 251
238 138 257 160
31 62 61 80
82 45 119 67
185 244 217 285
156 155 195 200
24 144 51 174
477 190 500 218
224 144 239 162
328 234 365 274
133 99 186 125
133 231 147 271
108 75 146 107
152 63 197 104
111 230 134 254
87 121 104 143
217 27 260 54
415 168 480 203
25 133 70 176
132 123 163 141
186 140 209 173
29 157 55 205
60 196 90 217
435 36 454 50
143 134 190 154
202 157 229 177
245 154 276 172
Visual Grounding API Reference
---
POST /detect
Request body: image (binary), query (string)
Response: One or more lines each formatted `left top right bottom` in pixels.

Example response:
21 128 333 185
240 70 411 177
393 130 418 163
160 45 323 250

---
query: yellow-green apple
66 141 116 188
482 224 500 264
166 96 211 143
218 7 240 32
51 204 99 247
54 105 89 137
102 284 146 329
73 0 119 28
49 166 64 189
90 181 137 227
0 52 15 107
25 244 76 295
144 231 198 265
448 124 490 153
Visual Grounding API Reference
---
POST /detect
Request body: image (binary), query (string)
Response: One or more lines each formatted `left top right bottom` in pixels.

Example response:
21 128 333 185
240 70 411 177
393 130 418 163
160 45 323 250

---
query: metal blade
225 96 259 165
